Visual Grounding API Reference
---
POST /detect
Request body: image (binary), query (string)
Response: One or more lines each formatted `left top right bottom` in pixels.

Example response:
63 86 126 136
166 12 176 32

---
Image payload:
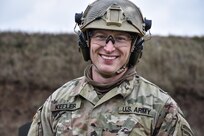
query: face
90 30 132 77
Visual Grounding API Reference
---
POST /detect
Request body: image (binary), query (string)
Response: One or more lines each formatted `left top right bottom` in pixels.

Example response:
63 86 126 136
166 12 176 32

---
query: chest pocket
89 110 154 136
51 99 82 135
117 105 156 136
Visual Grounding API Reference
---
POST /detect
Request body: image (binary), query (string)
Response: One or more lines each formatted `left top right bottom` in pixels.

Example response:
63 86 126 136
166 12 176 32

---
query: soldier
28 0 194 135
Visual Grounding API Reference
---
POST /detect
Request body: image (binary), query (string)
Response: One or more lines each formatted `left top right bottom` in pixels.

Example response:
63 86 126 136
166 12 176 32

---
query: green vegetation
0 32 203 136
0 32 87 89
0 32 203 96
138 35 204 98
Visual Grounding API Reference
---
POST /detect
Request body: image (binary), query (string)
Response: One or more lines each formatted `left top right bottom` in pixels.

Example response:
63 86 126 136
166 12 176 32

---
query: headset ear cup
78 32 90 61
128 38 144 67
128 49 142 67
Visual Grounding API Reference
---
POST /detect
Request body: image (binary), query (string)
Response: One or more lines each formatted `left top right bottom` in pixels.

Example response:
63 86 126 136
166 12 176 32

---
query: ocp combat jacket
28 75 194 136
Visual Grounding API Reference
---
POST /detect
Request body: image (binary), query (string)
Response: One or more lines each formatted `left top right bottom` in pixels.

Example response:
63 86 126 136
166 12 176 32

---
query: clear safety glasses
90 31 133 47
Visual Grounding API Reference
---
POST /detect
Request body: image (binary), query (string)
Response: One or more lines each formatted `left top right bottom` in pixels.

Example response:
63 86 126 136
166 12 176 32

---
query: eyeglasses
90 31 132 47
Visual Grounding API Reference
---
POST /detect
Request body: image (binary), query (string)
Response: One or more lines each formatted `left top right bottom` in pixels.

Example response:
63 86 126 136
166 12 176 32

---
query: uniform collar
78 76 136 108
84 65 137 94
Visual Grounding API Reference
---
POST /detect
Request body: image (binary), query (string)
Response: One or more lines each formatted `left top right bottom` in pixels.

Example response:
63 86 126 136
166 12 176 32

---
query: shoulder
131 75 174 112
136 75 169 100
41 76 86 113
50 76 86 101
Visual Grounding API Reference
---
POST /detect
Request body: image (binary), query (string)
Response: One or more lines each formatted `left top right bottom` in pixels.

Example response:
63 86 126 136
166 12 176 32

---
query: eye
93 33 107 41
115 35 129 42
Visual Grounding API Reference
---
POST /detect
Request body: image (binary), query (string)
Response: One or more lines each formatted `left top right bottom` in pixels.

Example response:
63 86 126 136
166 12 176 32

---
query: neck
91 66 128 84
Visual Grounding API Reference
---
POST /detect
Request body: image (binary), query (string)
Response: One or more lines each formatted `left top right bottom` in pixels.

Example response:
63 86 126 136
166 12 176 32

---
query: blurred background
1 0 203 36
0 0 203 135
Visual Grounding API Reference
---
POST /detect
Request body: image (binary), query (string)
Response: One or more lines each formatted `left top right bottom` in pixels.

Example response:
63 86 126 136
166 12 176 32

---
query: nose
104 40 116 52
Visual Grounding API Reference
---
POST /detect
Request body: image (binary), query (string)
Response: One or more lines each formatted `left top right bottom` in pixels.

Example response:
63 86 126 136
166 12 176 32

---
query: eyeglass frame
88 30 136 47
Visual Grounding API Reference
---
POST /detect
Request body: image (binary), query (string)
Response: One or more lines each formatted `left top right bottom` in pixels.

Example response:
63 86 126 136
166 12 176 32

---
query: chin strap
115 66 126 74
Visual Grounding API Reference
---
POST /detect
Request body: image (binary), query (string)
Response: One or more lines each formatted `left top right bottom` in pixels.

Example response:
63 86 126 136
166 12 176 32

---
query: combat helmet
75 0 152 67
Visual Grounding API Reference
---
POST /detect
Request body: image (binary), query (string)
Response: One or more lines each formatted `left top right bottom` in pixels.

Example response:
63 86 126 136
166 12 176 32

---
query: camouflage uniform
28 75 193 136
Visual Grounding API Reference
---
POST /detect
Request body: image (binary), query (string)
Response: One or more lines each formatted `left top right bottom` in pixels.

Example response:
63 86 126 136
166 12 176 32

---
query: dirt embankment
0 32 203 136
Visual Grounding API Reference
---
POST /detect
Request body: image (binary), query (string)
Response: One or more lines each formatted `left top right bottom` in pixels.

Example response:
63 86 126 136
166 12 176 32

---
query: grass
0 32 203 96
0 32 204 136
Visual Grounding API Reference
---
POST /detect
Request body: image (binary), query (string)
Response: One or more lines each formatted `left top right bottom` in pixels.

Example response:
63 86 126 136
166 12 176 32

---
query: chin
100 65 115 71
98 67 117 76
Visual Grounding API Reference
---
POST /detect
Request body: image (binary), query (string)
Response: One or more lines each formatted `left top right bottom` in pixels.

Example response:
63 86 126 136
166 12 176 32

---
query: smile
100 55 118 60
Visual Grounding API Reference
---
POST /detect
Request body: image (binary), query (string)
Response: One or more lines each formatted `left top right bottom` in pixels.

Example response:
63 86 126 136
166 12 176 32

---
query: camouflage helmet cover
79 0 146 36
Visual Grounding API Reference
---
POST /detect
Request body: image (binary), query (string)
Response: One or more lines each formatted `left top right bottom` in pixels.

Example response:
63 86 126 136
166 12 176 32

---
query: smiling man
90 30 133 81
28 0 194 135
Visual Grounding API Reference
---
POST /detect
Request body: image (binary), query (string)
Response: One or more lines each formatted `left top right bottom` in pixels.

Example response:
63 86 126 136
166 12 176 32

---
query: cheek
89 42 94 57
89 47 94 60
121 47 132 57
89 44 99 60
90 48 95 61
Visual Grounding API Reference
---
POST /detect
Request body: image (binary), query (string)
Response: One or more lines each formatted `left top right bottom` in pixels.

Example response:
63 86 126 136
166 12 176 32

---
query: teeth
101 55 116 60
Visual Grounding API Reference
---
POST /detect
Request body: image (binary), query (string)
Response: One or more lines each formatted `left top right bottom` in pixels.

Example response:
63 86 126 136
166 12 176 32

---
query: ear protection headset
75 13 152 67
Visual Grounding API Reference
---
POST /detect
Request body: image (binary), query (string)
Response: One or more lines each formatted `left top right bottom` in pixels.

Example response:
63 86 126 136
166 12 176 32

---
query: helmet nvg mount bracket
75 0 152 67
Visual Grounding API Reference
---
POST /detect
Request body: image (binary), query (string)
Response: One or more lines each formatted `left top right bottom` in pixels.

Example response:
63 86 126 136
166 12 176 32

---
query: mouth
100 54 118 60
